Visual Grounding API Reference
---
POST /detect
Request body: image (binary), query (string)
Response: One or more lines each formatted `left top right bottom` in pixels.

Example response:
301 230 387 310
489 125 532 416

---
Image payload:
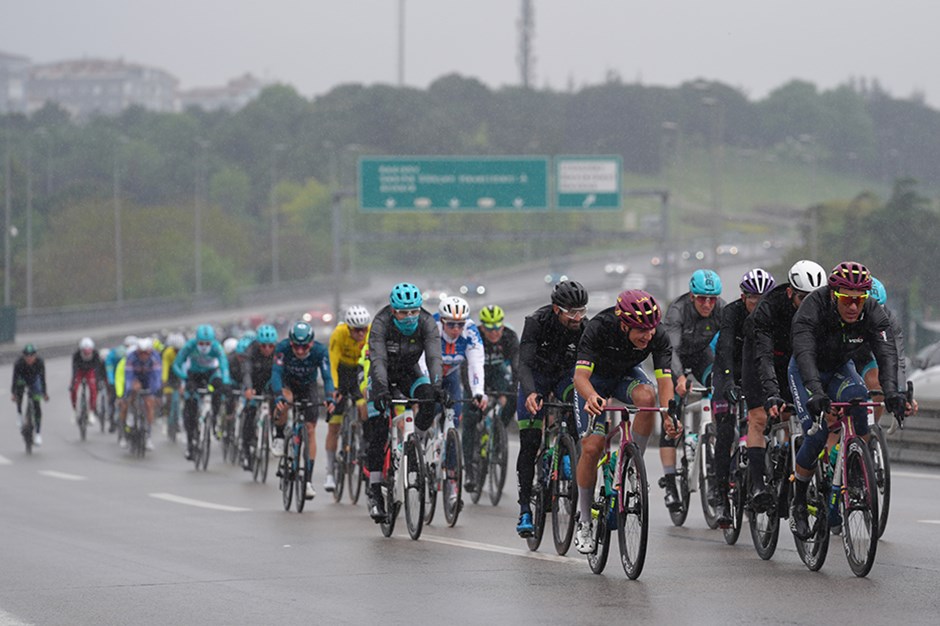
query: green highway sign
359 157 549 211
555 156 622 210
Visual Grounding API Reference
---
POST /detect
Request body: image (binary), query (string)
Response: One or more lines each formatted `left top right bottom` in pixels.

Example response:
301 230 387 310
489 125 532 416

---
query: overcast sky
4 1 938 107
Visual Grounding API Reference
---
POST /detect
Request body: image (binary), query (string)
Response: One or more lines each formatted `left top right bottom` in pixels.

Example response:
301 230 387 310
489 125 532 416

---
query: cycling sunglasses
557 306 587 319
692 295 718 304
394 308 421 317
833 291 869 306
444 321 466 329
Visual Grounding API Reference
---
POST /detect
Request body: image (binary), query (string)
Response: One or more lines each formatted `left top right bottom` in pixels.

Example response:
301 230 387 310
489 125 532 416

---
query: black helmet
22 343 37 355
551 280 588 308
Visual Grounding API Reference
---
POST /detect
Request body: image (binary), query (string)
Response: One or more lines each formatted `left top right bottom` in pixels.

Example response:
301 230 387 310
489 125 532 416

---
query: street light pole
397 0 406 86
113 140 124 304
702 96 723 268
3 143 11 306
25 146 33 312
270 143 287 285
194 138 210 296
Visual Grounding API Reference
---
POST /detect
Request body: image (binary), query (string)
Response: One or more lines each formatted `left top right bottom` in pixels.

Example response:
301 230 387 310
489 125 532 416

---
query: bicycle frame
824 401 882 525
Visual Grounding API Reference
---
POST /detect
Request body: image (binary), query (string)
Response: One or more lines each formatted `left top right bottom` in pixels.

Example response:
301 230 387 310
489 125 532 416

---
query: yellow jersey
328 322 369 384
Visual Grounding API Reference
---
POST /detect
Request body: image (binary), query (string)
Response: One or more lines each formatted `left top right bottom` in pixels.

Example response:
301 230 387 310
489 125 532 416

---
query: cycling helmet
241 330 256 344
389 282 423 310
22 343 37 355
223 337 239 354
740 268 776 295
166 332 186 350
787 260 825 292
689 269 722 295
551 280 589 308
196 325 216 342
235 336 253 355
289 321 315 346
615 290 662 330
439 296 471 321
478 305 505 328
256 324 278 345
79 337 95 351
829 261 872 291
870 276 887 306
344 305 372 329
138 337 154 352
124 335 139 349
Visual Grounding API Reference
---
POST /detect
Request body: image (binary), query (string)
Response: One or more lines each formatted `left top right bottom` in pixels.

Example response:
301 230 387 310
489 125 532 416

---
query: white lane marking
0 454 12 466
149 492 251 512
0 605 32 625
38 470 87 481
421 535 580 564
894 471 940 481
917 520 940 525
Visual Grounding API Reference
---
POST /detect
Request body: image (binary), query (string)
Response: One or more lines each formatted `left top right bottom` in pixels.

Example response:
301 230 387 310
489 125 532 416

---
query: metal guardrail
886 409 940 466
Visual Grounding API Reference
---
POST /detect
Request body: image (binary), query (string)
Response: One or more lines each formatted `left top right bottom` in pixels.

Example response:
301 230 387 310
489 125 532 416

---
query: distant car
604 262 628 276
716 244 740 256
459 282 487 297
544 272 569 285
422 287 449 305
681 250 706 262
302 309 335 325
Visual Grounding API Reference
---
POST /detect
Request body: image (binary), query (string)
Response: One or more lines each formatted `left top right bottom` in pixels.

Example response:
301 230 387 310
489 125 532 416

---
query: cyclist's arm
868 302 900 397
662 298 686 375
172 343 191 380
887 308 908 388
367 315 390 395
465 326 486 397
517 315 541 398
328 327 344 389
270 354 284 396
421 313 443 386
214 344 233 385
791 296 825 398
317 344 335 396
750 301 781 401
506 330 521 384
149 355 163 392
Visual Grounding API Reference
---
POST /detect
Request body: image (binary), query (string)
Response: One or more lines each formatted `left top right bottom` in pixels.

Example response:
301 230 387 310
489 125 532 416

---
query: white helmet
79 337 94 351
344 305 372 329
167 332 186 349
138 337 154 352
124 335 139 348
788 260 826 292
439 296 470 321
222 337 239 354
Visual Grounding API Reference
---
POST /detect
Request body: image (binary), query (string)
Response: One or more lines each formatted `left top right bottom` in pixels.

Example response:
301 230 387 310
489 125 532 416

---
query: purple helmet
740 268 776 295
615 290 662 330
828 261 872 291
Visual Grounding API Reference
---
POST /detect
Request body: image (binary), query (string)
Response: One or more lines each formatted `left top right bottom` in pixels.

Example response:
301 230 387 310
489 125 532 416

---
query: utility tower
517 0 535 89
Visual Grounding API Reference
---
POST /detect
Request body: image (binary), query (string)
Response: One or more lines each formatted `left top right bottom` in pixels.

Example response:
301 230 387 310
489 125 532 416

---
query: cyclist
120 337 162 450
740 259 825 509
787 261 908 539
104 338 134 433
173 324 232 461
241 324 279 470
325 305 371 492
478 304 520 425
659 269 725 512
70 337 104 427
11 344 48 445
366 282 445 522
161 332 185 435
220 336 251 439
573 290 677 553
849 276 917 428
515 280 588 537
271 321 335 501
711 268 776 525
428 296 487 491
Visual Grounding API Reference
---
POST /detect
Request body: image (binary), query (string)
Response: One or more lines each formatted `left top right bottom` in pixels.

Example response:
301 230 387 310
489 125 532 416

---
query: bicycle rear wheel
842 438 878 577
488 418 509 506
403 437 426 540
199 413 212 471
295 428 308 513
22 400 35 454
551 433 578 555
424 444 439 526
748 447 780 559
348 419 364 504
723 465 744 545
442 427 463 527
794 463 830 571
280 453 294 511
868 424 891 539
467 425 485 505
78 395 88 441
698 424 719 529
669 452 691 527
588 497 613 575
617 443 649 580
526 462 548 552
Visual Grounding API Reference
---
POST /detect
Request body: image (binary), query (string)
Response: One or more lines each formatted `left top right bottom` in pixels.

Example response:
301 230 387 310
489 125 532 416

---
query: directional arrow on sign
449 198 460 208
582 194 597 208
513 197 525 208
385 198 397 208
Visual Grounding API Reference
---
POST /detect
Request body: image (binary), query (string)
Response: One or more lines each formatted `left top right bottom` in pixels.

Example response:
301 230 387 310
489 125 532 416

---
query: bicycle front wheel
723 464 744 546
551 433 578 555
403 437 426 540
295 429 308 513
842 438 879 577
199 413 212 471
698 424 719 529
869 424 891 539
794 463 830 571
488 418 509 506
348 420 364 504
617 443 649 580
442 427 463 527
748 448 780 560
669 454 691 527
280 455 294 511
78 396 88 441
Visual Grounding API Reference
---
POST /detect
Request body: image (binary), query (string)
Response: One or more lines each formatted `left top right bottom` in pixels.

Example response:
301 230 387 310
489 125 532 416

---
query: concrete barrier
886 409 940 466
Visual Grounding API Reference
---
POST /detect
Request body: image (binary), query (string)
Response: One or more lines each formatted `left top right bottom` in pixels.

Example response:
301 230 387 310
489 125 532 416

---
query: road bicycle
16 383 42 454
277 397 322 514
371 398 427 539
715 391 750 546
164 382 182 443
250 395 274 484
220 390 243 466
747 403 793 560
124 391 150 459
464 391 510 507
76 379 90 441
525 398 578 556
664 376 711 527
191 387 215 471
332 399 365 504
96 376 110 434
424 402 463 528
582 405 662 580
866 382 912 539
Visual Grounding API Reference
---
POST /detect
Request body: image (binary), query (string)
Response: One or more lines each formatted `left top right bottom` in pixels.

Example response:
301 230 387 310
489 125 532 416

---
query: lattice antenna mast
517 0 535 88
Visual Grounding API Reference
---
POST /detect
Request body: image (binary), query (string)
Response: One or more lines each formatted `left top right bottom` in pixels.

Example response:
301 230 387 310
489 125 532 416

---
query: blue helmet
870 276 887 305
289 321 314 345
690 269 722 296
196 324 215 342
390 282 423 310
256 324 278 345
235 337 253 355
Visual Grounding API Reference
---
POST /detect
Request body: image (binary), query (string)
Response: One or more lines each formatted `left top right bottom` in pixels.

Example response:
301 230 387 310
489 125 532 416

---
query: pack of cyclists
7 261 916 564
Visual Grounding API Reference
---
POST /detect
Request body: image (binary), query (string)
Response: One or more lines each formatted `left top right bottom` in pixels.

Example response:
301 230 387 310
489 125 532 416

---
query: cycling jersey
575 306 672 380
518 304 583 399
847 304 908 388
71 350 104 377
172 338 232 385
367 305 443 399
791 287 899 399
662 292 724 376
123 350 162 395
243 342 275 393
161 346 179 385
12 356 46 395
482 326 519 392
104 348 123 386
329 322 369 385
431 312 485 397
743 283 798 405
270 338 333 396
713 298 748 400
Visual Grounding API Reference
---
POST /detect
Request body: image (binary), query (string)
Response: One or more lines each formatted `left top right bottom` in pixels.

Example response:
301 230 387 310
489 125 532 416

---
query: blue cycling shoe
516 511 535 537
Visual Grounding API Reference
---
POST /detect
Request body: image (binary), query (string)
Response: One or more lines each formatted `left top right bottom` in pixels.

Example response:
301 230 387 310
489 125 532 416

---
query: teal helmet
389 282 423 310
22 343 37 355
289 321 314 346
690 269 722 296
235 336 253 355
196 324 216 342
870 276 887 305
256 324 278 345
